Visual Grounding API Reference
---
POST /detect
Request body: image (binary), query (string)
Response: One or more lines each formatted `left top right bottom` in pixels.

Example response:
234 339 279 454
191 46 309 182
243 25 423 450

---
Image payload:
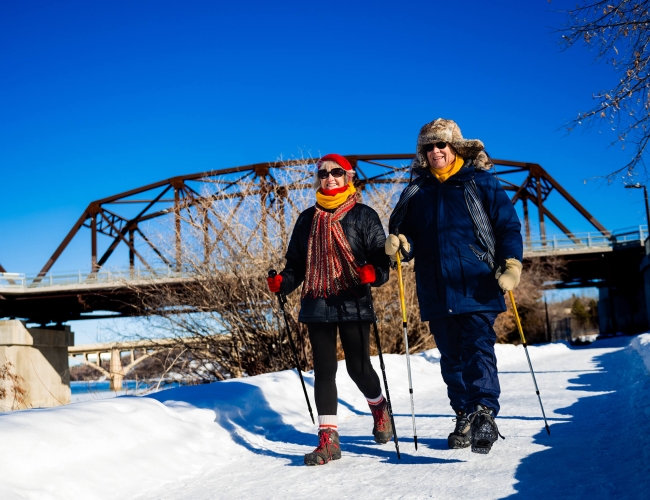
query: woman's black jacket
279 202 389 323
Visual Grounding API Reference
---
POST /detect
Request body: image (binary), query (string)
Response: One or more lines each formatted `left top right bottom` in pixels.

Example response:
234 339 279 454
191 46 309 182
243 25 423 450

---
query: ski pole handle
268 269 286 305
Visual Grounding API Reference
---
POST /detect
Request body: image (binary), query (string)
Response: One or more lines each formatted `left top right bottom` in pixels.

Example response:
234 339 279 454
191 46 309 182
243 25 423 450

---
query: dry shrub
129 269 310 380
373 255 563 352
0 361 28 411
370 265 433 355
494 256 565 344
121 160 419 380
123 160 328 380
70 362 109 381
123 159 555 380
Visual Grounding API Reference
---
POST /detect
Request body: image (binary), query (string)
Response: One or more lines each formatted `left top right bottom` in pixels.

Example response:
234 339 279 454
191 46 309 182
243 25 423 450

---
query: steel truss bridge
0 154 642 326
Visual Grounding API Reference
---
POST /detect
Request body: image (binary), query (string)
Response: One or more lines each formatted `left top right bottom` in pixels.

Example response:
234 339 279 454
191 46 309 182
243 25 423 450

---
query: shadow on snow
503 337 650 500
147 378 461 467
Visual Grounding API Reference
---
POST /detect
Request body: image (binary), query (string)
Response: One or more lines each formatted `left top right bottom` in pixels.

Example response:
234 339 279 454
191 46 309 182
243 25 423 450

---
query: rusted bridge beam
26 155 610 282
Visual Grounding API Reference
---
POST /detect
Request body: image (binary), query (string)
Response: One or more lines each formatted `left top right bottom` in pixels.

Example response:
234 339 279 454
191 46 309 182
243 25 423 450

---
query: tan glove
495 258 523 292
384 234 411 261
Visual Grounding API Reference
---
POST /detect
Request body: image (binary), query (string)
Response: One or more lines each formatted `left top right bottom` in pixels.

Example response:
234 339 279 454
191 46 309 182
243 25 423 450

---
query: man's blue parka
399 164 523 320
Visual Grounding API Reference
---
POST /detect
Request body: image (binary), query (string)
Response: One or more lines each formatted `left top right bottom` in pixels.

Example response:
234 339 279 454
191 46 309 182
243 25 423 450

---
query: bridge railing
0 267 193 290
610 225 648 244
524 232 612 253
524 225 647 254
0 273 27 288
1 226 647 290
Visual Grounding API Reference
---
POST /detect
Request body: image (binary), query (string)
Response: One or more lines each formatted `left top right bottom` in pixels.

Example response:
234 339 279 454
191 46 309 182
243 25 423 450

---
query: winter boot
303 428 341 466
447 410 471 449
369 399 393 444
468 404 504 455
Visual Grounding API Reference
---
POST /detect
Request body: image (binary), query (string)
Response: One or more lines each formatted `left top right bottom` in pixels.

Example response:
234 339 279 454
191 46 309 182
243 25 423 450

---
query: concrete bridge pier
599 284 649 334
0 320 73 410
109 348 125 391
69 341 163 392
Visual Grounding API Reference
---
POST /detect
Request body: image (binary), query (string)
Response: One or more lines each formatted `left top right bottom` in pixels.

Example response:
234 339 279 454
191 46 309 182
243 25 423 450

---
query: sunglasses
424 142 448 152
317 167 347 179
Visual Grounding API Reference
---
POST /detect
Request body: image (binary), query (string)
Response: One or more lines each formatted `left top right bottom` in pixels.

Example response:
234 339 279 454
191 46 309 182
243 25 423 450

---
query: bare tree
119 161 414 381
123 164 314 381
117 159 559 382
370 265 435 356
559 0 650 181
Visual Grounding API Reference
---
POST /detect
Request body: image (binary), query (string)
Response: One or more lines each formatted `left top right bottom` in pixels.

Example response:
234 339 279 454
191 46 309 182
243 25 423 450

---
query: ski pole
508 290 551 436
395 252 418 450
366 285 401 460
268 270 315 425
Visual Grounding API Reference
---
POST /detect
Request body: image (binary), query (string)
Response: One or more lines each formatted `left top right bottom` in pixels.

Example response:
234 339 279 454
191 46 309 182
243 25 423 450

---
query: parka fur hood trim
413 118 492 171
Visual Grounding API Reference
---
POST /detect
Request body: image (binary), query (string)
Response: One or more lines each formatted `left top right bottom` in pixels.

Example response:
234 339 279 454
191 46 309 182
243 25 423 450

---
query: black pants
307 322 382 416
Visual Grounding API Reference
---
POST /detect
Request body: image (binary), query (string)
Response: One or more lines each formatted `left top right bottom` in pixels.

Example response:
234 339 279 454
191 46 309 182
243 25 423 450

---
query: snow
1 336 649 499
631 333 650 373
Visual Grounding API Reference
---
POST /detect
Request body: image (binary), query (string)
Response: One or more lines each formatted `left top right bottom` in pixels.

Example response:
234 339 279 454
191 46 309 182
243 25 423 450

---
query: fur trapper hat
415 118 492 170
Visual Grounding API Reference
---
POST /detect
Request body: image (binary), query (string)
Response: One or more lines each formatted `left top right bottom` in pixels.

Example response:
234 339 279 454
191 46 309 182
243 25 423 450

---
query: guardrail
611 225 648 244
0 267 193 290
524 225 647 253
0 273 27 287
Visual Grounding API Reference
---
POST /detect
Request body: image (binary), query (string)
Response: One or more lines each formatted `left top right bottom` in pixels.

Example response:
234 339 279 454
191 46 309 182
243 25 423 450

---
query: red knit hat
316 153 353 171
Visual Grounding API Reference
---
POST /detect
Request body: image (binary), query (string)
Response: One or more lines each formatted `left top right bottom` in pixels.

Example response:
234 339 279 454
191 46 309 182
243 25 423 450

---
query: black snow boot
468 404 504 455
369 399 393 444
304 428 341 466
447 410 471 449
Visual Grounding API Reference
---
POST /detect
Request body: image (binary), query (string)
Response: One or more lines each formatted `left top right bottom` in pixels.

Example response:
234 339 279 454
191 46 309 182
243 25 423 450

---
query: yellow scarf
316 182 357 209
430 155 464 182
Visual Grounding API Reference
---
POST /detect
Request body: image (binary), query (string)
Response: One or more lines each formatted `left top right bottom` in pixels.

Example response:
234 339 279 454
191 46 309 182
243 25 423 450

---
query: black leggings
307 322 382 416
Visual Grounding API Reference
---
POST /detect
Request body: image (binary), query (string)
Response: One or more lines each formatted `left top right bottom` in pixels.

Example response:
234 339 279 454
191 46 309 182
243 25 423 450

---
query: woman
386 119 523 455
267 153 391 466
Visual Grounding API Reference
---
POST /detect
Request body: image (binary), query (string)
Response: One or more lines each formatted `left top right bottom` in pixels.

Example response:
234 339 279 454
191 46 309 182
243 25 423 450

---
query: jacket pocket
458 245 495 299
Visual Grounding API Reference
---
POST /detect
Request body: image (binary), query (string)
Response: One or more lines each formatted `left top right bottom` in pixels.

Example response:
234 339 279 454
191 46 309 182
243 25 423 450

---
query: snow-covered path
1 336 649 500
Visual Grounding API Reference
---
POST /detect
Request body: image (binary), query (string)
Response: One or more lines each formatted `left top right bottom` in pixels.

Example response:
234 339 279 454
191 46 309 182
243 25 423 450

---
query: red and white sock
366 394 385 407
318 415 337 432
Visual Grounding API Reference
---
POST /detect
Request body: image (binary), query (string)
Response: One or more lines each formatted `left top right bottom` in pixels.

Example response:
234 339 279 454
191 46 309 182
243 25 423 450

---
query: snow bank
494 340 572 368
631 333 650 373
0 337 648 500
405 341 572 370
0 368 324 500
0 397 230 500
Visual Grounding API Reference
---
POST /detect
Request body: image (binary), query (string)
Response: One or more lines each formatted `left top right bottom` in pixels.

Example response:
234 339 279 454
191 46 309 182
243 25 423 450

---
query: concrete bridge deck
0 225 646 324
1 225 646 292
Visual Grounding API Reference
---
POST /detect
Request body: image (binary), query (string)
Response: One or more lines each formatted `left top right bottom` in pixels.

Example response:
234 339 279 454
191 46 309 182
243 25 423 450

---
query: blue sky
0 1 642 341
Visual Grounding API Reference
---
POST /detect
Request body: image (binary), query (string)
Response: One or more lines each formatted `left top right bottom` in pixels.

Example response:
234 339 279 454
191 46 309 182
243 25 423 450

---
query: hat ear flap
473 151 492 170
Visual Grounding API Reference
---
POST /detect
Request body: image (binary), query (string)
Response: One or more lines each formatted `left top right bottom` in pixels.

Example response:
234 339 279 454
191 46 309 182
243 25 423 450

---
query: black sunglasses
424 142 448 152
317 167 346 179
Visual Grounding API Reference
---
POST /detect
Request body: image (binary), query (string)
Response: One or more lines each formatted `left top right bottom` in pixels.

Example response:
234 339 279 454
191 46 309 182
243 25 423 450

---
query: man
386 118 523 454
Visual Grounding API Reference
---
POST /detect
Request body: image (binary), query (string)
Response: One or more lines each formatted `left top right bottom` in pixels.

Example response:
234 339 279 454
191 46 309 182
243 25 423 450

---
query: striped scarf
464 179 496 270
302 194 359 298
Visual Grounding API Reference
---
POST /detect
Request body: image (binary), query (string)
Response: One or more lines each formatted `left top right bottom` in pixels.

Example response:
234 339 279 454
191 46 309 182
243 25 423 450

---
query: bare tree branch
559 0 650 181
116 156 558 384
